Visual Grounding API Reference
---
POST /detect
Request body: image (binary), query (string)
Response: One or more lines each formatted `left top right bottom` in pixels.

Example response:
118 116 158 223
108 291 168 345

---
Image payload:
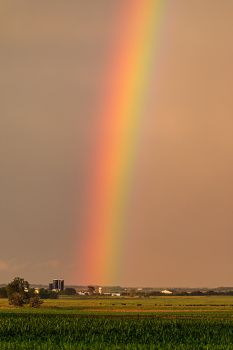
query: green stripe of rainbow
79 0 166 284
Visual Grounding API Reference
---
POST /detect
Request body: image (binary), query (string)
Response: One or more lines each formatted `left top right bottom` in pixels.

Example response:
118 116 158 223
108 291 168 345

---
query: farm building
161 289 173 295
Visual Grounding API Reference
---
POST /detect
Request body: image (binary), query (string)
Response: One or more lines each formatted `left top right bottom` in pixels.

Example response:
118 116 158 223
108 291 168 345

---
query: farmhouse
161 289 173 295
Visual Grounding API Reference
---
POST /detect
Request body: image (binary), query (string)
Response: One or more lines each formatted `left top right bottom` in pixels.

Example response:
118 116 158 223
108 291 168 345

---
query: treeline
133 290 233 297
0 286 58 300
0 277 43 307
0 277 67 307
0 283 77 300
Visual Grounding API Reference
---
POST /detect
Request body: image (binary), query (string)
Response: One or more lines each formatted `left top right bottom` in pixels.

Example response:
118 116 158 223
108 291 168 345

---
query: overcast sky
1 0 233 287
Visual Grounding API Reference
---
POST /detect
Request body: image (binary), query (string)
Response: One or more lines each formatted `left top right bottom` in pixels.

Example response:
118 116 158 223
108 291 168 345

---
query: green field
1 297 233 349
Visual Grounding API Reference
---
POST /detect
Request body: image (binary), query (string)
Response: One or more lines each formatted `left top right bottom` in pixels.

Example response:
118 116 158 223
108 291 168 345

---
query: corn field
1 313 233 349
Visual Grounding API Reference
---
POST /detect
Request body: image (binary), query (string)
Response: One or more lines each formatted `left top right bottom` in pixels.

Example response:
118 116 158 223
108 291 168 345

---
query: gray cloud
1 0 233 286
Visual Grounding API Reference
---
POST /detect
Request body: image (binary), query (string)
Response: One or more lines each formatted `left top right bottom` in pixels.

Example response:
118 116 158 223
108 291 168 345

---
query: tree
206 290 217 296
129 288 136 297
62 288 76 296
7 277 29 297
9 292 25 307
0 287 7 298
29 295 43 308
190 290 204 296
6 277 30 306
88 286 95 295
6 277 43 307
39 288 58 299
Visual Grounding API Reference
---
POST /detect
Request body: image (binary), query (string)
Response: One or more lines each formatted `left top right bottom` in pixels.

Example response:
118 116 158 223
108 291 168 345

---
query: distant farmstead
161 289 173 295
49 279 64 292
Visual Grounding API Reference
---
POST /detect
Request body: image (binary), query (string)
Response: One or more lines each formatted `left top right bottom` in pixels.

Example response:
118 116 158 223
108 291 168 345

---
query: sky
1 0 233 287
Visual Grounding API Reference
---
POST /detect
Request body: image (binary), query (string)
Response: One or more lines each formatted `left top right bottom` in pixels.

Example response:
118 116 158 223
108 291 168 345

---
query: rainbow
78 0 166 284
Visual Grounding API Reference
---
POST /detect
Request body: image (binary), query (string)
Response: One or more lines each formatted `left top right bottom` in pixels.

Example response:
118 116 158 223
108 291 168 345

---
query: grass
1 296 233 315
1 297 233 349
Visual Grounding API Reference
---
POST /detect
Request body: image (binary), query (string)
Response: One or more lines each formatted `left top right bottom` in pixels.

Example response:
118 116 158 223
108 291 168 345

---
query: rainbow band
80 0 165 284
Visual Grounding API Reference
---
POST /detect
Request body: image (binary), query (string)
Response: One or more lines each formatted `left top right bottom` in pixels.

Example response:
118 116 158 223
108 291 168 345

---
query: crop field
1 297 233 349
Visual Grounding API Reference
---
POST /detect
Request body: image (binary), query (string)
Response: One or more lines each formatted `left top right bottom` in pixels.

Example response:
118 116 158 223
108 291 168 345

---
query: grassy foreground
1 297 233 349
